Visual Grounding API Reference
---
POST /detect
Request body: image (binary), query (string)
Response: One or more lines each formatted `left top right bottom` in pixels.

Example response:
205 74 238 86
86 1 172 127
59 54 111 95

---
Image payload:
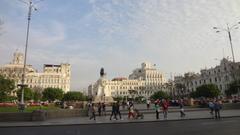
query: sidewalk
1 109 240 127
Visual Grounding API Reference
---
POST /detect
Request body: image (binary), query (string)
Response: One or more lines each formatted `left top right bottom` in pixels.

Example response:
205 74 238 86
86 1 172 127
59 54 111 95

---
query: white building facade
88 62 167 99
0 51 71 92
174 58 240 96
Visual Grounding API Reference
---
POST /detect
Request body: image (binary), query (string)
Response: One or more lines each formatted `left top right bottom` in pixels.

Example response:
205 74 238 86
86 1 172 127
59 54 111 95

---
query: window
225 76 228 81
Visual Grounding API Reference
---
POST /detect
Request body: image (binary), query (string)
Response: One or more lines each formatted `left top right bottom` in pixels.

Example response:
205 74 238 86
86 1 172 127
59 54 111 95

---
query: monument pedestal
93 96 114 103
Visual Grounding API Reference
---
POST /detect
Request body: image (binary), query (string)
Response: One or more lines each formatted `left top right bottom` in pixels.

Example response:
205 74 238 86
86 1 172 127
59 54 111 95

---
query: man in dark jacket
214 100 222 119
116 101 122 120
110 102 118 120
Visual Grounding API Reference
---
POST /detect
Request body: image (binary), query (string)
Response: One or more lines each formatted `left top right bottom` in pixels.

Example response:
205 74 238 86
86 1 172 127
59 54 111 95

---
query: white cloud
30 21 66 47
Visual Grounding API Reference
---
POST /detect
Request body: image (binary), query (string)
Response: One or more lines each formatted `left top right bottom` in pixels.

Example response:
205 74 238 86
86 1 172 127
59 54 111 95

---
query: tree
63 91 86 101
175 83 186 97
150 91 170 100
33 90 42 101
225 80 240 96
193 84 220 98
134 96 145 103
17 88 34 101
113 96 124 102
32 87 43 101
42 88 64 102
0 75 15 102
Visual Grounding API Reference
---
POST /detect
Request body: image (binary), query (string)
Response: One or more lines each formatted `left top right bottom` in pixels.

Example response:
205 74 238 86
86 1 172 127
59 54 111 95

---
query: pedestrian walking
128 102 135 119
179 100 186 118
116 101 122 120
110 103 118 120
97 102 102 116
154 102 160 119
89 103 96 120
122 101 126 110
214 100 222 119
102 102 106 116
161 99 169 119
146 99 151 110
86 102 92 116
208 100 214 117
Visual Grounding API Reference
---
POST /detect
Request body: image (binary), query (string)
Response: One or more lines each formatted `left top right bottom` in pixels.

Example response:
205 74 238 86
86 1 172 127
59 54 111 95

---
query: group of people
88 101 144 121
110 101 122 120
88 102 106 120
152 98 186 119
110 101 143 120
208 99 223 119
88 98 223 121
153 99 172 119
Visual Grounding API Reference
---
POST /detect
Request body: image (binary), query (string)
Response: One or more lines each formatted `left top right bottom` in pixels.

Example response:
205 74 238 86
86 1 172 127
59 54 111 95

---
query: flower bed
0 102 17 107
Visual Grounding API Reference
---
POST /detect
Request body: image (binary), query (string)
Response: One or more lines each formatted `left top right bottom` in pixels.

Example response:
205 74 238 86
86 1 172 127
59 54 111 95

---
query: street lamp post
18 0 41 111
213 21 240 63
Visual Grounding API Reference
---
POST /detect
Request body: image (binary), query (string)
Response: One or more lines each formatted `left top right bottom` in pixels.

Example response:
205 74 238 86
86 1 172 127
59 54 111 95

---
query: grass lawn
0 105 60 113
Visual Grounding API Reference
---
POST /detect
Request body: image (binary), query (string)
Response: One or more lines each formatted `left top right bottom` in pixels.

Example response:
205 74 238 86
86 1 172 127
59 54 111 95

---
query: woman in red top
162 99 169 119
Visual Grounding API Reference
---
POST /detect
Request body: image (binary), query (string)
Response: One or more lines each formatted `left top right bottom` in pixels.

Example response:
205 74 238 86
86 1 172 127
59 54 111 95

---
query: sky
1 0 240 91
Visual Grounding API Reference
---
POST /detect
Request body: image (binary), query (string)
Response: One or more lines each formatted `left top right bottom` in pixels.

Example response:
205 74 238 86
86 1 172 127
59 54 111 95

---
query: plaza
0 109 240 135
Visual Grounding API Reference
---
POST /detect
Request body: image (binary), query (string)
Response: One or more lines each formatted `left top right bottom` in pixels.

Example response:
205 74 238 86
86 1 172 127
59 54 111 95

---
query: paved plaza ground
0 109 240 127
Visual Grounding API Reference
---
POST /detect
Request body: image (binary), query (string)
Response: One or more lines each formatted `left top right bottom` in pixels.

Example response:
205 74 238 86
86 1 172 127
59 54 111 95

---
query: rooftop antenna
17 0 43 111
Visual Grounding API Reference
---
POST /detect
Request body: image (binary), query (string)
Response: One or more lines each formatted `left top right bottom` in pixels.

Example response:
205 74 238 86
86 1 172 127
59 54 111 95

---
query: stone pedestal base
93 96 114 103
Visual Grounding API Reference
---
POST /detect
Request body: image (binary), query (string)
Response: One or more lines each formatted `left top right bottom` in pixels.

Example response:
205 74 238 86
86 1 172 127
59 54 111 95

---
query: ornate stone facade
0 51 71 92
174 58 240 96
88 62 167 100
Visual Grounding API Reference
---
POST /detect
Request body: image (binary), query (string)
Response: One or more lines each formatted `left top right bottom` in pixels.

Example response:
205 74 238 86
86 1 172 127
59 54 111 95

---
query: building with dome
0 51 71 92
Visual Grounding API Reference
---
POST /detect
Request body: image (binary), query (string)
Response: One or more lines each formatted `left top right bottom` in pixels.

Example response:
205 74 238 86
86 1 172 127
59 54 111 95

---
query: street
1 117 240 135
